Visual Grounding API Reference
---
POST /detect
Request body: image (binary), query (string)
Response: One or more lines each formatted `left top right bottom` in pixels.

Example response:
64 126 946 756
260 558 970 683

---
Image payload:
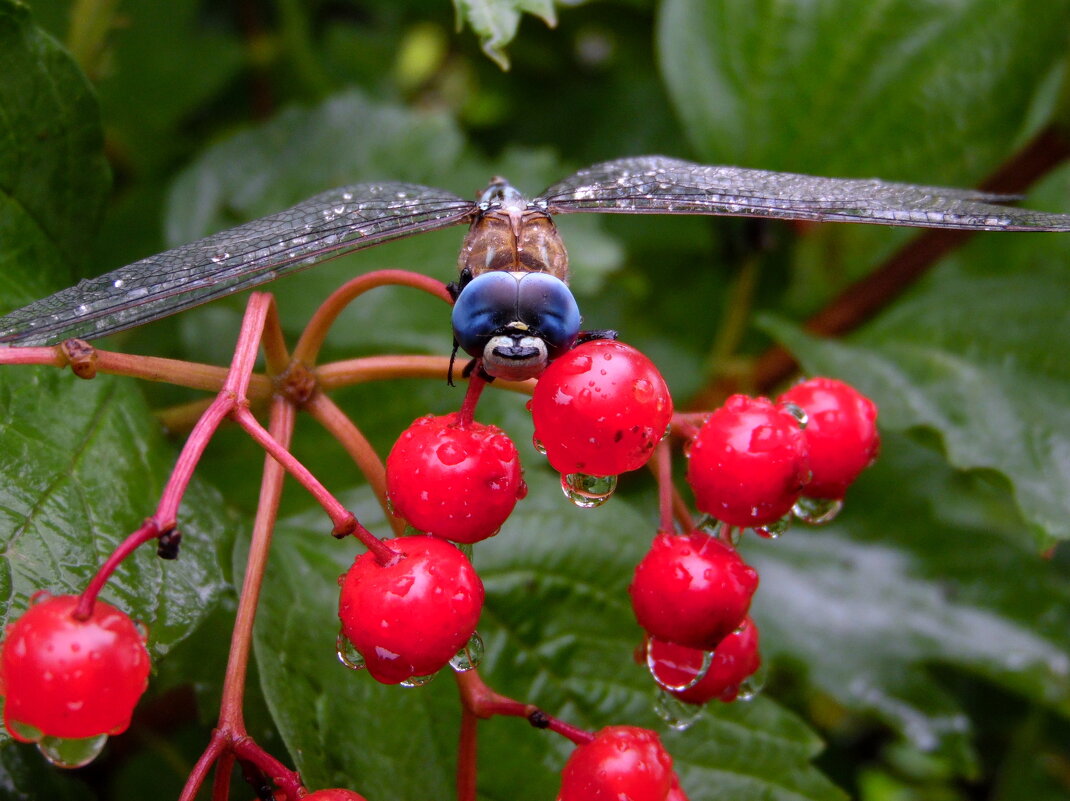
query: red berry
629 531 758 650
666 773 691 801
686 394 810 527
647 617 761 705
0 594 151 741
531 340 673 477
558 725 674 801
386 414 526 543
302 790 368 801
338 536 483 685
778 378 879 499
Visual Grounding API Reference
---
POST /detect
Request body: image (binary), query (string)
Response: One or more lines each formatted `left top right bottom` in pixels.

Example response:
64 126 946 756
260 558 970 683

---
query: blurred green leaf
254 473 845 801
657 0 1070 182
0 0 109 308
453 0 562 69
762 216 1070 545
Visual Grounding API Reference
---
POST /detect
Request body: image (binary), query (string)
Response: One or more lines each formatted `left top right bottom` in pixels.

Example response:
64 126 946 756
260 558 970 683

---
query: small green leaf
452 0 561 69
0 0 110 307
255 474 844 801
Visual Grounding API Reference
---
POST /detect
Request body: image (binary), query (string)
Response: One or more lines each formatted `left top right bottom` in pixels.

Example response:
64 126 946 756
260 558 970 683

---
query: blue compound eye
515 273 580 357
451 272 522 358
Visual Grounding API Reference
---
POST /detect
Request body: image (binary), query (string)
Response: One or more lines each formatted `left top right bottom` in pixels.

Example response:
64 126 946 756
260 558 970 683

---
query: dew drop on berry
646 639 712 693
779 401 808 429
754 513 792 539
336 631 366 671
38 734 108 769
563 354 592 374
632 378 654 404
735 661 768 701
653 690 704 731
792 496 844 525
399 672 437 688
436 442 467 466
8 719 43 742
559 472 617 508
28 590 51 606
516 479 529 500
448 631 485 672
532 436 547 455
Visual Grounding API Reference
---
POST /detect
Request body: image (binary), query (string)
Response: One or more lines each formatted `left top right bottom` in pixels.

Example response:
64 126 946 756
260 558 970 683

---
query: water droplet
736 662 767 701
653 690 704 731
792 496 844 525
436 442 467 466
560 473 617 508
28 590 52 606
400 672 437 688
754 513 792 539
449 631 485 672
336 631 365 670
8 719 43 742
532 436 547 455
646 639 712 692
38 734 108 768
632 378 653 403
779 401 808 429
210 252 231 264
112 279 124 289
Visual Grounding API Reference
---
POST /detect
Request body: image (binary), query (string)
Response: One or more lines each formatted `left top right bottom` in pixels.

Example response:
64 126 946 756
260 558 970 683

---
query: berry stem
211 750 236 801
74 519 160 620
316 355 536 395
456 705 479 801
456 372 487 427
305 391 404 537
0 345 66 367
179 734 227 801
294 269 453 365
654 439 674 534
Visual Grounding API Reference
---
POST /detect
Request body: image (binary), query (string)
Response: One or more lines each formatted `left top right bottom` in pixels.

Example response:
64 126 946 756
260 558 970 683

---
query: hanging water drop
449 631 485 672
8 719 43 742
38 734 108 768
559 473 617 508
646 639 713 693
735 661 768 701
754 513 792 539
399 672 437 688
779 401 808 429
792 496 844 525
532 436 547 455
652 690 704 731
336 630 366 670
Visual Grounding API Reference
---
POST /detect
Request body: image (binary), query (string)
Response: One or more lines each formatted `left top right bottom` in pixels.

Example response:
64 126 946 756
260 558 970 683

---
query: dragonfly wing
537 155 1070 231
0 183 475 345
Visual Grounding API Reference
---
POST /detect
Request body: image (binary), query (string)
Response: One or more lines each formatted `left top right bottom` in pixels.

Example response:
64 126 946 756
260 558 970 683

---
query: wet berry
558 725 675 801
338 536 483 685
686 394 810 527
302 790 369 801
0 593 151 741
778 377 879 499
387 414 526 543
647 617 761 704
629 531 758 650
531 339 673 477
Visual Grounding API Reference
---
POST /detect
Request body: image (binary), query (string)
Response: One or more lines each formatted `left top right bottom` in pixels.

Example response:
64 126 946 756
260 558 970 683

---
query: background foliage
0 1 1069 799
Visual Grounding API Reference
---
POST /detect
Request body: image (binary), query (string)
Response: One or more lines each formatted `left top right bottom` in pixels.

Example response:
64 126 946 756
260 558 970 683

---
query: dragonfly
2 155 1069 378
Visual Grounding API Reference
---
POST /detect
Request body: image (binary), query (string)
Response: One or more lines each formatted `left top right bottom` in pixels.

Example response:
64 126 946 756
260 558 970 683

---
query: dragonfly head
451 271 581 381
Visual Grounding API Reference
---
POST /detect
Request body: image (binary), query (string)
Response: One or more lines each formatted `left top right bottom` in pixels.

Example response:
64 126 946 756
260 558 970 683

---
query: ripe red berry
629 531 758 650
686 394 810 527
666 774 691 801
647 617 761 705
558 725 675 801
778 377 879 499
530 339 673 477
302 790 368 800
386 413 526 543
338 536 483 685
0 593 151 741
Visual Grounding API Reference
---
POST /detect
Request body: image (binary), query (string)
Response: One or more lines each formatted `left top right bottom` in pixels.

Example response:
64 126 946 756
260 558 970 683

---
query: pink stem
178 733 228 801
74 519 160 620
655 439 674 534
233 736 304 799
0 346 66 367
456 373 487 426
457 706 479 801
211 750 235 801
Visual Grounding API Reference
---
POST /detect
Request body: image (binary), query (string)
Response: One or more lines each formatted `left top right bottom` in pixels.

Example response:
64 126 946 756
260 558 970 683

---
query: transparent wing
537 156 1070 231
0 182 476 345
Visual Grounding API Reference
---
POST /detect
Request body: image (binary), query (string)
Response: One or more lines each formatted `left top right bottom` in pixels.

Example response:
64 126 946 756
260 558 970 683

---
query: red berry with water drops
531 339 673 477
629 531 758 650
0 593 151 741
338 536 483 685
686 394 810 527
387 414 526 543
558 725 675 801
666 773 691 801
778 377 879 499
647 617 761 705
302 790 368 801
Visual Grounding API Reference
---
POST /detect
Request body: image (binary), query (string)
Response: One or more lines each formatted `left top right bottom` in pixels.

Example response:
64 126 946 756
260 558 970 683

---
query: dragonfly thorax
457 204 569 282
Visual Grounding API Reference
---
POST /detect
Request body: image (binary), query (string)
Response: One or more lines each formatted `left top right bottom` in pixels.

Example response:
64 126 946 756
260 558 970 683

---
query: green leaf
657 0 1070 182
747 433 1070 772
0 0 110 308
254 473 844 801
452 0 561 69
761 224 1070 545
